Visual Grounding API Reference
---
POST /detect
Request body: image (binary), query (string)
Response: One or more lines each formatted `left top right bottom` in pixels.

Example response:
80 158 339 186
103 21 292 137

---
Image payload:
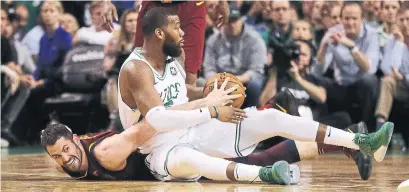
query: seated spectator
260 40 351 127
329 4 342 27
291 20 313 41
289 4 299 22
363 0 382 29
21 1 60 61
4 23 36 74
313 2 380 130
203 5 267 108
318 3 343 47
244 2 273 44
59 13 79 38
1 7 29 146
102 8 138 130
311 1 326 44
10 4 29 42
22 0 72 138
268 0 293 50
375 8 409 129
377 0 401 60
301 1 313 21
73 1 119 46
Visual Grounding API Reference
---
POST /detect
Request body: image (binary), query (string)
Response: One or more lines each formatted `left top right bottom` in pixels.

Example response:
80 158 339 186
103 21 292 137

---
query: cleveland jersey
62 131 155 180
118 47 190 154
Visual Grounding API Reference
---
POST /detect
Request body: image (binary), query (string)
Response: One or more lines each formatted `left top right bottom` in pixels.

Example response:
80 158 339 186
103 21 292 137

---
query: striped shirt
380 38 409 87
203 24 267 80
313 24 380 85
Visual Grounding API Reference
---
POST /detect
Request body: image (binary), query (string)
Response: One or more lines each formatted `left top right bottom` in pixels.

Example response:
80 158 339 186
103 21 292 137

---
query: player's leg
233 123 365 165
250 90 372 179
178 2 206 86
165 145 300 185
240 104 393 162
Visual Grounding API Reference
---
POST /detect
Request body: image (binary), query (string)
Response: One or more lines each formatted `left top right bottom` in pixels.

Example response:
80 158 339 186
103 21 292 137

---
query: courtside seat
42 44 109 134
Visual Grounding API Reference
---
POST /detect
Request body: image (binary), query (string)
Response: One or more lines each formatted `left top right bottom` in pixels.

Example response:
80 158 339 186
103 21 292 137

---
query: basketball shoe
259 161 300 185
342 122 372 180
259 89 375 180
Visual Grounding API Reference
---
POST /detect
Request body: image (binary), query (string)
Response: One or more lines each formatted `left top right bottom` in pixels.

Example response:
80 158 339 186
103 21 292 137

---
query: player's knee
168 146 197 168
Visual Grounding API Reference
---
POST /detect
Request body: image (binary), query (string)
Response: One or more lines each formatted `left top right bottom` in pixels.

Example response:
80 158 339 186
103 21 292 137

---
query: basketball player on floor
95 0 229 88
40 90 372 181
114 7 392 184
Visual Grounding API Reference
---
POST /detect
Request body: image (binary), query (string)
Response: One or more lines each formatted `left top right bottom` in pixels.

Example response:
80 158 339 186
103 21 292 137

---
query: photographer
260 39 352 128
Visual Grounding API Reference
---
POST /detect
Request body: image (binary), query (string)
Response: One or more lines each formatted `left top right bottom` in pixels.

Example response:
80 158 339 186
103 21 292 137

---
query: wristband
213 106 219 119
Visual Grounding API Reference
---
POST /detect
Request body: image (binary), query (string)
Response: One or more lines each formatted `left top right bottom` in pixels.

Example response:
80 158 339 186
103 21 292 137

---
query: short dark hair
40 124 73 148
142 7 177 37
341 1 364 18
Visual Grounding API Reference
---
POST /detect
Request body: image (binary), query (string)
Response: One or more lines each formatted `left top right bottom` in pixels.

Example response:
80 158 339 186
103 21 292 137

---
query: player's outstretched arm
93 120 155 171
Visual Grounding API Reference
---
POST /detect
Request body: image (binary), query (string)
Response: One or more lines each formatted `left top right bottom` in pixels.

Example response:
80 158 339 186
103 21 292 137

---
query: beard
162 34 182 57
63 142 83 172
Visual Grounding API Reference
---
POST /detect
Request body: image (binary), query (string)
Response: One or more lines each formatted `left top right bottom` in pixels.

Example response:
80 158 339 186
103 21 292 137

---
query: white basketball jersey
118 48 189 154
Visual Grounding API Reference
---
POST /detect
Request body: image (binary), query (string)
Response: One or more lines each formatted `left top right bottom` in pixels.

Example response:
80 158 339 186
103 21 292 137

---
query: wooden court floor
2 153 408 192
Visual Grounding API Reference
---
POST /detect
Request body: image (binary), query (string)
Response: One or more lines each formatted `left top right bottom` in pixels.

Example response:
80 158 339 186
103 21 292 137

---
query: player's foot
343 122 372 180
259 161 300 185
259 88 300 116
344 122 368 134
354 122 394 162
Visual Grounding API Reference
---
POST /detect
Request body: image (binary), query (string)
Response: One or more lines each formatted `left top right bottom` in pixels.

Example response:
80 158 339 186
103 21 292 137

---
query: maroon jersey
62 131 155 180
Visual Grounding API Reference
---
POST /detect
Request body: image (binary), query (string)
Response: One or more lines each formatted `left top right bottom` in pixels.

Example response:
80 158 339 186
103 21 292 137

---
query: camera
270 41 300 71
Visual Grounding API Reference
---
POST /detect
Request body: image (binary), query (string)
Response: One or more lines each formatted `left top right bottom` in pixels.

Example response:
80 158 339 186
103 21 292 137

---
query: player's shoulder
121 59 151 75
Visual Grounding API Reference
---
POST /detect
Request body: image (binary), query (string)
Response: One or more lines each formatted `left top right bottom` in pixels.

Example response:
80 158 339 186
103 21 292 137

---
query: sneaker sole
356 152 372 180
289 165 300 184
374 122 394 162
272 161 300 185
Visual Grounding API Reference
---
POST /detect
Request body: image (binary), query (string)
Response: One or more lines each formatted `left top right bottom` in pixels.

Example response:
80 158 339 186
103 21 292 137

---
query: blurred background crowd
1 0 408 152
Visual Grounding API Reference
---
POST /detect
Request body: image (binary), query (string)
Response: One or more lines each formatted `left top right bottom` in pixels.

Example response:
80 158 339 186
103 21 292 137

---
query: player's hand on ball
205 77 243 106
215 106 247 124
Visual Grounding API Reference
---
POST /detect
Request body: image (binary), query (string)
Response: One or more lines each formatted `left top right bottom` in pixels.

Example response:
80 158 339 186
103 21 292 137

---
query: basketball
203 72 246 108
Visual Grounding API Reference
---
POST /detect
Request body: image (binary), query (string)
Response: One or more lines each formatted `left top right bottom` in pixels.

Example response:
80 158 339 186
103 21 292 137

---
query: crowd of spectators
1 1 408 151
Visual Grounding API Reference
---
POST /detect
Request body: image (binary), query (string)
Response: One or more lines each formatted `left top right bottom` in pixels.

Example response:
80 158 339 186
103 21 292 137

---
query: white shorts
145 107 261 181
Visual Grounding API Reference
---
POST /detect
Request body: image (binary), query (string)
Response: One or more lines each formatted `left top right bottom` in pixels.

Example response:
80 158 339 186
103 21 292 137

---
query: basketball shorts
134 1 206 74
145 107 261 181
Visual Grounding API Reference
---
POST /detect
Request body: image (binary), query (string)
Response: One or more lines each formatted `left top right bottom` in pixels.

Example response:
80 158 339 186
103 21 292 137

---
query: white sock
323 126 359 150
234 164 262 182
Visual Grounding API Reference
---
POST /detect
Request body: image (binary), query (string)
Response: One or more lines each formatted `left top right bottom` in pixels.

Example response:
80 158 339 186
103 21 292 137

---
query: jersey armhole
174 59 186 79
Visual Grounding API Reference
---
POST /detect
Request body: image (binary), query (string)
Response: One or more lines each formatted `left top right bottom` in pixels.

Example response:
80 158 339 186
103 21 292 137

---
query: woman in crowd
103 8 138 130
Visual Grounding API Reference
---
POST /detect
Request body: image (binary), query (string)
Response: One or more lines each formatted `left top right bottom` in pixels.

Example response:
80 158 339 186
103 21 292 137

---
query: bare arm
186 84 204 101
93 120 155 171
259 69 277 106
317 41 329 65
295 76 326 104
351 49 370 72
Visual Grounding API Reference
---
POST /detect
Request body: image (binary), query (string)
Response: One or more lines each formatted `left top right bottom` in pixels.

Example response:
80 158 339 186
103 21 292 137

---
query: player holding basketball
94 0 229 87
114 7 393 184
40 93 372 181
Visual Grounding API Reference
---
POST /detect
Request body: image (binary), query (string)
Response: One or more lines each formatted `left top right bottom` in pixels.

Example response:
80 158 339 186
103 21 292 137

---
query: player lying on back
114 7 393 184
